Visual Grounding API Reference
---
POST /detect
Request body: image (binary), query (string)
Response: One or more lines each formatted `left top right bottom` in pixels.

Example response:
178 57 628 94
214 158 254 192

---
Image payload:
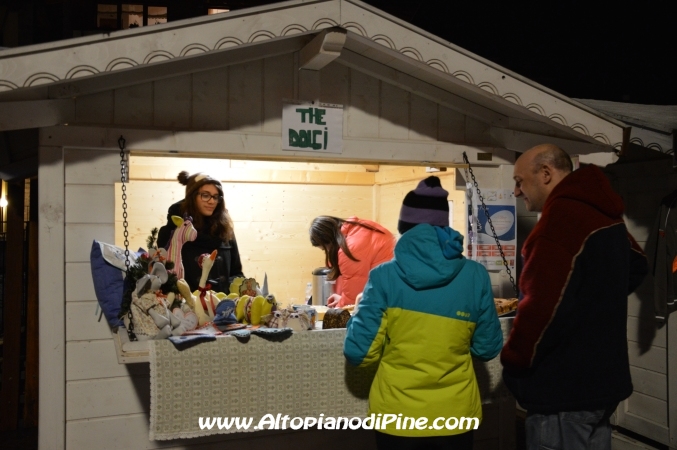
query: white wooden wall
72 54 482 146
604 157 677 448
61 148 156 449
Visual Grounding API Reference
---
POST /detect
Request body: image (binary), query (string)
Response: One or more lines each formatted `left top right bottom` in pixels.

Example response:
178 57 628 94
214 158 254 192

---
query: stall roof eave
0 0 625 167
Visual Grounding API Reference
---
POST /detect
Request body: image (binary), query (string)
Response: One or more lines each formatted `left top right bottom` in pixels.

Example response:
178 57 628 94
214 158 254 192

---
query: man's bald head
527 144 573 175
513 144 573 212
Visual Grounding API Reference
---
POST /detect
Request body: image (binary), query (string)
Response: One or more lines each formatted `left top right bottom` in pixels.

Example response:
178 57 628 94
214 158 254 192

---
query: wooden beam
299 27 347 71
24 177 39 428
362 165 379 172
0 179 25 432
336 49 508 127
0 99 74 131
41 126 516 167
489 127 611 155
130 166 376 185
37 145 65 449
375 166 457 185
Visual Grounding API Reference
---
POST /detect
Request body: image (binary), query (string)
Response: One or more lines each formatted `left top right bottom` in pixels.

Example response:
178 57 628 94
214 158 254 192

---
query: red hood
542 165 624 220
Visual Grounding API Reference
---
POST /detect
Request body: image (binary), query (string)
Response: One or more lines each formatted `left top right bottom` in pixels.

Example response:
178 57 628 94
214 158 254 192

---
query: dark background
360 1 675 105
1 0 674 105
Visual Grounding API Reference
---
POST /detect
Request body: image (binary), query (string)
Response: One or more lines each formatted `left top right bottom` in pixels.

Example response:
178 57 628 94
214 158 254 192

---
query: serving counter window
115 155 467 306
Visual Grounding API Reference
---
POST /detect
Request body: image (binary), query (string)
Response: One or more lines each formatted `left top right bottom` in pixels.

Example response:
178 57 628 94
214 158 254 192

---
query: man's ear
541 164 553 184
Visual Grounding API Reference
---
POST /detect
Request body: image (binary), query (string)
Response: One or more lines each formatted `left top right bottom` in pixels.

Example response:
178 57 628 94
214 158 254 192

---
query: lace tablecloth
149 319 513 440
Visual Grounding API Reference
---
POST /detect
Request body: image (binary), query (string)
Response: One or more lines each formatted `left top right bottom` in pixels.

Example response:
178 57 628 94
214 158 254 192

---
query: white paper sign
467 189 517 271
282 102 343 154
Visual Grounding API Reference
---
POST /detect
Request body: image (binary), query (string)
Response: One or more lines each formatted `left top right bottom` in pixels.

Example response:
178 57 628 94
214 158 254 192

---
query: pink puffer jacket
334 217 395 307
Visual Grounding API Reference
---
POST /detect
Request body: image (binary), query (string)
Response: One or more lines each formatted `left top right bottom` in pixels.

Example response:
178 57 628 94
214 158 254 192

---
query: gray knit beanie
398 176 449 234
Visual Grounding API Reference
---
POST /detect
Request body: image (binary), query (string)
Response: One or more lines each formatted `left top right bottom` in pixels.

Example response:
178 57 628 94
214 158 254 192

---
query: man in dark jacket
502 144 648 450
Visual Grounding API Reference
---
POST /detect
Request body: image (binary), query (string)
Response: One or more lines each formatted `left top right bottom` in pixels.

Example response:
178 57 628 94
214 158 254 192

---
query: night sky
359 1 675 105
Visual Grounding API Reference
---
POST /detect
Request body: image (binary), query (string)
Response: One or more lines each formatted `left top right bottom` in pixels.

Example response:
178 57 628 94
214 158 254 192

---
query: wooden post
0 179 25 431
24 177 39 428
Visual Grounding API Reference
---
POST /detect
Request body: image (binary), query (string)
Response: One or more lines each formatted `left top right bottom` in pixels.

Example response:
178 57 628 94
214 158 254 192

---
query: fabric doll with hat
344 175 502 448
157 171 245 293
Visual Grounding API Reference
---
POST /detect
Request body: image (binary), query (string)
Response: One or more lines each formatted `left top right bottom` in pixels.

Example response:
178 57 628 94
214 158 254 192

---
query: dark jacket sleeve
627 232 649 295
228 237 244 278
501 235 581 372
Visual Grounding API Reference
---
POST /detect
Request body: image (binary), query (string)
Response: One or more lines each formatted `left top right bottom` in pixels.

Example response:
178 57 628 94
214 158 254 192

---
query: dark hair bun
177 171 190 185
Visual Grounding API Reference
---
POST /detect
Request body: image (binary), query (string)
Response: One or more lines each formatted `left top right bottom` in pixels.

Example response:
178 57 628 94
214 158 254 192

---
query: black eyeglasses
198 192 222 202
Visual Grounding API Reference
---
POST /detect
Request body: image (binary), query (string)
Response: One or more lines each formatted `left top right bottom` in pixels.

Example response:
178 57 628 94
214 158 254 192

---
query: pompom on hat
398 176 449 234
177 171 222 198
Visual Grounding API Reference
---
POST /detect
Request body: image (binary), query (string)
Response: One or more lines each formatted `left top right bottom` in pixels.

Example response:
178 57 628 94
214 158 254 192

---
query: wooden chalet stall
0 1 630 449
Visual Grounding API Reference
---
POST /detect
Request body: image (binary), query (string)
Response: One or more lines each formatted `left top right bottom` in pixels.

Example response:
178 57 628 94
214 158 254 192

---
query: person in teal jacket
344 176 503 450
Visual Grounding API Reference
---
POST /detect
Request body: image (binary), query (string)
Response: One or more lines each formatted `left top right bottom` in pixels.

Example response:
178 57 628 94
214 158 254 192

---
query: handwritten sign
282 102 343 154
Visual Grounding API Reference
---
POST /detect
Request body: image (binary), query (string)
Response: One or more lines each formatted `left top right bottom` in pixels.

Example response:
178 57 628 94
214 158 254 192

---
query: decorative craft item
233 293 276 325
171 299 198 333
166 216 197 280
213 299 239 331
176 250 227 327
264 309 288 328
286 311 312 332
321 308 351 329
261 306 312 331
118 245 179 321
229 277 245 295
292 305 317 329
129 262 189 340
238 278 260 296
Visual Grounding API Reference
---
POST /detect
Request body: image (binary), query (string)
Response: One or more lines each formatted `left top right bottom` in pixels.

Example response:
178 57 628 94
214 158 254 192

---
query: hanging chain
462 152 518 297
119 136 136 341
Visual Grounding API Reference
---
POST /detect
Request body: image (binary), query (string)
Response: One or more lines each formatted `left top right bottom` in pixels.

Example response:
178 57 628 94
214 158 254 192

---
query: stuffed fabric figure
264 309 290 328
130 262 189 340
176 250 223 327
166 215 197 281
262 307 312 330
177 279 211 327
170 292 199 333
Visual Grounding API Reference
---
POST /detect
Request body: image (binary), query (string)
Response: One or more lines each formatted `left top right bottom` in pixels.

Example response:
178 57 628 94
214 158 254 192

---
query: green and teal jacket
344 224 502 437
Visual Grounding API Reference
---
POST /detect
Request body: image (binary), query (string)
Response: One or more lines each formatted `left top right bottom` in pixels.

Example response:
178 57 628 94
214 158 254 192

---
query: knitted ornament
177 171 222 199
398 176 449 234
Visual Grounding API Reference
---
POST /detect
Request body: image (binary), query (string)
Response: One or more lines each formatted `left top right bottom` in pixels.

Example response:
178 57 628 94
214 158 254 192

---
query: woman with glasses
157 171 244 292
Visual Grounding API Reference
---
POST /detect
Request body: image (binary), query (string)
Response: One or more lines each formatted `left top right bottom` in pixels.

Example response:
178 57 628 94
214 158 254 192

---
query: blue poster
468 189 517 270
477 205 515 242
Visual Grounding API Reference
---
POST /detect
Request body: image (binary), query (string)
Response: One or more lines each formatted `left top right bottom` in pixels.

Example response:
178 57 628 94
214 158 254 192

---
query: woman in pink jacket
309 216 395 307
